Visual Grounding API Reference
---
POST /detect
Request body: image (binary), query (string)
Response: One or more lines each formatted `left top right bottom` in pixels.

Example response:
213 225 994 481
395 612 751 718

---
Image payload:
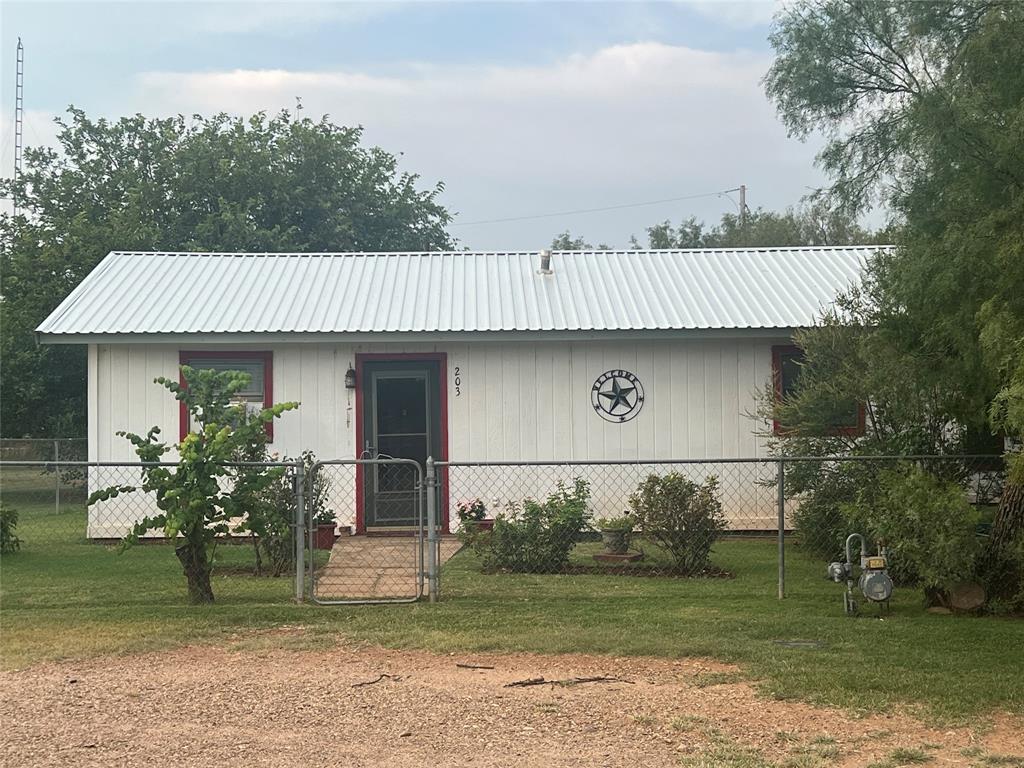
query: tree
646 200 880 249
88 366 298 603
550 231 610 250
0 109 455 438
765 1 1024 603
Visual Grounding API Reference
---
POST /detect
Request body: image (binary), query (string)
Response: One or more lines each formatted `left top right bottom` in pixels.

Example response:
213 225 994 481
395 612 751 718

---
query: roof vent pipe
538 249 552 274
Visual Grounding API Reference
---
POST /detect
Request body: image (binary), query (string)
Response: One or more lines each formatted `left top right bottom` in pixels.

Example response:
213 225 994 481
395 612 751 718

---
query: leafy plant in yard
471 478 590 573
239 450 331 578
455 498 487 525
594 514 635 555
88 366 298 603
0 504 21 554
843 466 980 602
629 473 726 575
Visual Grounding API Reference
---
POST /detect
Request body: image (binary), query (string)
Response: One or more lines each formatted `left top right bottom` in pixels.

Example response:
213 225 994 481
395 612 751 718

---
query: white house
36 247 872 536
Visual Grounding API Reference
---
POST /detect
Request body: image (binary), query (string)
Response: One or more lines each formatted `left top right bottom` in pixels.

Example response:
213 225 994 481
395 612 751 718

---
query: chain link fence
0 439 88 516
1 450 1014 609
432 455 1011 603
0 458 306 606
307 459 429 604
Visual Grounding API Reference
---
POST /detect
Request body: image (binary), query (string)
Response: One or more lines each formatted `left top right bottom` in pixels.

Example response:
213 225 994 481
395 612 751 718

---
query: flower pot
460 518 494 533
600 528 631 555
314 523 337 550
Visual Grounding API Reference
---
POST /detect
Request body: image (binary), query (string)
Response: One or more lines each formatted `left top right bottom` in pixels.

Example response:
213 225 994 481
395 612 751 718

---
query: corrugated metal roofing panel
36 247 879 337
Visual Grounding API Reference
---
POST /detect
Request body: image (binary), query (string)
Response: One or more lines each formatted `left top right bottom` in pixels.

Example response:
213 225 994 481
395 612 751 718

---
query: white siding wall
89 337 787 535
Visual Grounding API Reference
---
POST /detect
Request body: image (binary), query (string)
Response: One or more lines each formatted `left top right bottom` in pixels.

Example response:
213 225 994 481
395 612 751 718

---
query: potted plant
595 514 634 555
456 498 492 532
312 508 337 550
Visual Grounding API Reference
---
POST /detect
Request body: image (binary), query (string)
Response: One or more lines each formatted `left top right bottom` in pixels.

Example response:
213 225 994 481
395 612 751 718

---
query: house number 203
454 366 462 396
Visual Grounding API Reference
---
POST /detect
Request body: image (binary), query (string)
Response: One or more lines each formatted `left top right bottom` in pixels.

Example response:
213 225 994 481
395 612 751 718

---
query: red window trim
178 350 274 442
354 352 450 535
771 344 864 437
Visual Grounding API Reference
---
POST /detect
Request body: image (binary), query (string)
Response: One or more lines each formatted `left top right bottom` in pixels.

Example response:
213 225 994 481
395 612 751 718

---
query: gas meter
828 533 893 616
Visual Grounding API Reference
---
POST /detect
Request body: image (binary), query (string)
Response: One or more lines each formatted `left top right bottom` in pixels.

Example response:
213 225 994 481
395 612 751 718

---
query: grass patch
682 734 771 768
889 747 934 765
1 477 1022 723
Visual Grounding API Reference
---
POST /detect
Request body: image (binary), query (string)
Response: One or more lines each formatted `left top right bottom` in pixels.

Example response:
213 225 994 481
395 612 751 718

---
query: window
178 351 274 441
771 345 863 436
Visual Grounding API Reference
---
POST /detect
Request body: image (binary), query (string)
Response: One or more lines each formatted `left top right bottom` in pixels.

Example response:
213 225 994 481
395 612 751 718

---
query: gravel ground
2 630 1021 768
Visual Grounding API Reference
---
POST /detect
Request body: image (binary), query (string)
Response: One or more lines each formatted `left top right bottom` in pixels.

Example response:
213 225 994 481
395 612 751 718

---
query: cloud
687 1 782 29
131 42 823 247
189 1 399 36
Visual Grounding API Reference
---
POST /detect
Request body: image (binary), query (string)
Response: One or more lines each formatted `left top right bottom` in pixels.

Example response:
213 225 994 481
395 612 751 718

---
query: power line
452 187 745 227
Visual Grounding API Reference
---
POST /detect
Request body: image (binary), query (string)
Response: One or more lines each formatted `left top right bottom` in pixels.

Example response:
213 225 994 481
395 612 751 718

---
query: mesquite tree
766 1 1024 605
89 366 297 603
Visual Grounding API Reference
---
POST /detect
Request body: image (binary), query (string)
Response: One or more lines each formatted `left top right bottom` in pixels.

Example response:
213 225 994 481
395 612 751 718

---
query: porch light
344 366 357 390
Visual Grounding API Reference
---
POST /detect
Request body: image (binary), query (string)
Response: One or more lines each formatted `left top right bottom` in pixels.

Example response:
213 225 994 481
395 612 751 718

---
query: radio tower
13 37 25 214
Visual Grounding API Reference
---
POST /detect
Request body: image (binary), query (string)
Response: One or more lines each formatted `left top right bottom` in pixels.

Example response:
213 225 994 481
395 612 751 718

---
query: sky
0 0 832 250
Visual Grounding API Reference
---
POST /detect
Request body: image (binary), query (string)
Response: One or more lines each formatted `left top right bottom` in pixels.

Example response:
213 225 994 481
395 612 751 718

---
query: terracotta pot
461 518 495 534
314 524 337 550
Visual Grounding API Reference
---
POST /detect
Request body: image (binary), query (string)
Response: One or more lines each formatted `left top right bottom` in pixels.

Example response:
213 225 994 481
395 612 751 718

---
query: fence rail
0 452 1010 610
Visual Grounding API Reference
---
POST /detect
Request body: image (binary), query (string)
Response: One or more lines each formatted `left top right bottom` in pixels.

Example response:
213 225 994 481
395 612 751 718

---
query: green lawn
1 478 1022 723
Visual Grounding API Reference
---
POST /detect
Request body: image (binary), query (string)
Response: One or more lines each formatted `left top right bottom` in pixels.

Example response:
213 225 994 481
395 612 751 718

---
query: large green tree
0 109 454 437
647 201 883 249
765 1 1024 601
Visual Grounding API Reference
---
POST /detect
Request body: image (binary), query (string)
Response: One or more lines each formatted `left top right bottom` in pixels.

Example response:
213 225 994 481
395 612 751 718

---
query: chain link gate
305 458 430 604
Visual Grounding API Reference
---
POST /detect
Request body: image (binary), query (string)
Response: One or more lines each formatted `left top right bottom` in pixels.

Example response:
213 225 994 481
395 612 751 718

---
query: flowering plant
456 498 488 523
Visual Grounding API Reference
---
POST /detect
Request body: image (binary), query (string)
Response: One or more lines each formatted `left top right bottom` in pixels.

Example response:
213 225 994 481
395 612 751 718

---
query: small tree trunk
175 541 214 604
980 476 1024 600
252 533 263 577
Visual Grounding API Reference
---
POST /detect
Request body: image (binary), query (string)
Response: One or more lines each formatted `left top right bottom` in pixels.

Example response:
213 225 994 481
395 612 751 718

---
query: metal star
599 378 635 413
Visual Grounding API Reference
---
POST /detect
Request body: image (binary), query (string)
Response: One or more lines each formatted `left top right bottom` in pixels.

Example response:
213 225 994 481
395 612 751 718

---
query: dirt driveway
2 631 1021 768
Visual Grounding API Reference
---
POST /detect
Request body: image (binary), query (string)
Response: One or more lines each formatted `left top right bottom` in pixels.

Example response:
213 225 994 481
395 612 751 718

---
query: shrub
628 473 726 574
786 458 882 560
842 466 979 595
594 514 634 531
242 450 332 577
472 478 590 573
0 504 21 554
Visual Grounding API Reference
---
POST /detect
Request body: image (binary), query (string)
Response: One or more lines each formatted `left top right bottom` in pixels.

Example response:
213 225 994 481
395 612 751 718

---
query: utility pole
738 184 747 229
13 37 24 214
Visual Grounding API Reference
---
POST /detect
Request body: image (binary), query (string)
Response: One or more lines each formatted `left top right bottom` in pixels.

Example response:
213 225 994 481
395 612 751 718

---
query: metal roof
36 247 877 339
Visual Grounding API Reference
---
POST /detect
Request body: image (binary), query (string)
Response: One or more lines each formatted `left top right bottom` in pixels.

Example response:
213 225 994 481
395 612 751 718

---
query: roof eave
36 327 808 345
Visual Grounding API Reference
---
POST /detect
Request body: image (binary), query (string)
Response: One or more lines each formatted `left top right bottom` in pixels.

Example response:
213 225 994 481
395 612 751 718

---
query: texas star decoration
591 370 645 423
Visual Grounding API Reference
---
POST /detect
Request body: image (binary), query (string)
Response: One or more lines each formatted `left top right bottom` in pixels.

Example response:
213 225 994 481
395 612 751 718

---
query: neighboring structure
37 247 874 535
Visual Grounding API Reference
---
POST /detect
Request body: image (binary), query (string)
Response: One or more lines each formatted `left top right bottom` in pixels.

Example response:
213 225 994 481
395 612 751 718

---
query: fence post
54 439 60 515
294 461 305 603
777 459 785 600
425 456 439 603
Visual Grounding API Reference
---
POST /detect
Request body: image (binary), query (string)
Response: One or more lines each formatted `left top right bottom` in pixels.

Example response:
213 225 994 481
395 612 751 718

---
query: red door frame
354 352 449 534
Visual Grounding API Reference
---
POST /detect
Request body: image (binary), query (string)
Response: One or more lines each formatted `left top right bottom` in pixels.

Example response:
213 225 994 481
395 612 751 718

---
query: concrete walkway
313 535 462 601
